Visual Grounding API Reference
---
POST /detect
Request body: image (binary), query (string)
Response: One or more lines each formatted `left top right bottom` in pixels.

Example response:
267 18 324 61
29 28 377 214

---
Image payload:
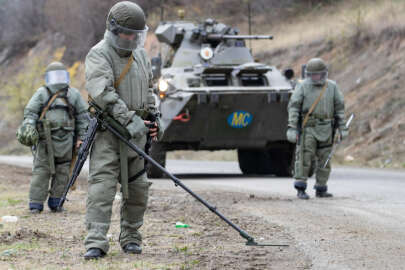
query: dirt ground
0 164 310 270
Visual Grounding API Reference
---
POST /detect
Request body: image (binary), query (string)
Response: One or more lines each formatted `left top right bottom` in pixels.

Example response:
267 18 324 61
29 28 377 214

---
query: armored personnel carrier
148 18 295 178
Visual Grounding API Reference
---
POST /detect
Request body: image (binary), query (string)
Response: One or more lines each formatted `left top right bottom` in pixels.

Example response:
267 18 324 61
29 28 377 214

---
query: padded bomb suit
23 86 88 211
288 78 345 191
84 35 164 253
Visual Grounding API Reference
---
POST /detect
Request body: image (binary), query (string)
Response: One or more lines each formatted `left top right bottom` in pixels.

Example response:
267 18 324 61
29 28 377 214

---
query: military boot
294 181 310 200
123 243 142 254
30 209 41 214
315 186 333 198
297 189 310 200
29 203 43 214
48 197 63 212
84 248 105 260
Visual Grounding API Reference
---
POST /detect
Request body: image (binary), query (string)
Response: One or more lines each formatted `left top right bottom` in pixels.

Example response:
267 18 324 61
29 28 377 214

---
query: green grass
0 240 40 259
0 198 23 207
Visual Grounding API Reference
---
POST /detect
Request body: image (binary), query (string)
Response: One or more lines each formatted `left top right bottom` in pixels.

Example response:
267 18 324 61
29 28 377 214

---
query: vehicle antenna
248 0 252 53
160 0 164 21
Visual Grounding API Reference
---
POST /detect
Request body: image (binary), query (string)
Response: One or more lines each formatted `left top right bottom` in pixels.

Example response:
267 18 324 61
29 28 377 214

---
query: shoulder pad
326 79 337 87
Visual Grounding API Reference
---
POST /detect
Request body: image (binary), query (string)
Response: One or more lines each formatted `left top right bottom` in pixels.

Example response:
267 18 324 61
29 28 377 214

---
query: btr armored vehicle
148 18 295 178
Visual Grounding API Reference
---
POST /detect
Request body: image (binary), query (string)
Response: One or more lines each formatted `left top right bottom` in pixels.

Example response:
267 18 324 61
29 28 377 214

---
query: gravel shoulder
0 164 310 270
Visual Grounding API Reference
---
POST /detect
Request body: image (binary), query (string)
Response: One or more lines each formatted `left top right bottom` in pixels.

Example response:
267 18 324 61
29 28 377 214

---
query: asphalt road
1 156 405 269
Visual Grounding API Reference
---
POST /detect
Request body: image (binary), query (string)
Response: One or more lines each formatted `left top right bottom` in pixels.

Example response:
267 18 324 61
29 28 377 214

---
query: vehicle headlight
200 47 213 61
158 79 169 92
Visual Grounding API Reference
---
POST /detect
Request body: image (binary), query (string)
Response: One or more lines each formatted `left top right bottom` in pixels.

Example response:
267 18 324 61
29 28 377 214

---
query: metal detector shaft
58 116 99 210
98 115 287 247
323 113 355 168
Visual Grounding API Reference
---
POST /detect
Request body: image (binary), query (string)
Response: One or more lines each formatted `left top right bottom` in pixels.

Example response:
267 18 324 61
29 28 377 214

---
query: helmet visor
45 70 70 86
107 24 148 51
306 71 327 84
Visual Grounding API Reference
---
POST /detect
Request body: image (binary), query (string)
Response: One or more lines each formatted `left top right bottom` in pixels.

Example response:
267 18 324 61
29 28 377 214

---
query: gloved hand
16 123 39 146
126 115 149 139
339 128 349 141
155 117 164 140
286 128 298 143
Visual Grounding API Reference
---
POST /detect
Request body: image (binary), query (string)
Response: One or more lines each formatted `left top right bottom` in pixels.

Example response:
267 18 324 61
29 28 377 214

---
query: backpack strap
39 87 66 121
59 92 75 119
114 54 134 89
41 86 75 119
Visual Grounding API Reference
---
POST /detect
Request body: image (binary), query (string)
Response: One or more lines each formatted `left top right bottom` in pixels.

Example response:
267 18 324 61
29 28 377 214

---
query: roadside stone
1 216 18 223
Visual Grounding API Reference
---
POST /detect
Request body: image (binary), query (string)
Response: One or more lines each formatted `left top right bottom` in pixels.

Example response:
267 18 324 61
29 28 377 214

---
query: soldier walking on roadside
17 61 88 213
286 58 348 199
83 1 163 260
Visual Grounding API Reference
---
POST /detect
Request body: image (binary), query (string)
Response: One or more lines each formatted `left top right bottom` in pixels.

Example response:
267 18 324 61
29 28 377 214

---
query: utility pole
160 0 164 21
247 0 252 53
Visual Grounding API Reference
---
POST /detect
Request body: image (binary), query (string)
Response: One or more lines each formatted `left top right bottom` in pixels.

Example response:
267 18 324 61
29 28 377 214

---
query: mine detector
148 18 296 178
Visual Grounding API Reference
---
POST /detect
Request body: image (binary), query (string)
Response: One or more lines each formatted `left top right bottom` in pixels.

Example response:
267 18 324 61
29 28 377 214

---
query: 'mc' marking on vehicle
227 111 253 128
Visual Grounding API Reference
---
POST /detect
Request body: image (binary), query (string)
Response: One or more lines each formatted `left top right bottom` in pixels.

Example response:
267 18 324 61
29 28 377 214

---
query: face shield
306 70 328 85
107 19 148 51
45 70 70 86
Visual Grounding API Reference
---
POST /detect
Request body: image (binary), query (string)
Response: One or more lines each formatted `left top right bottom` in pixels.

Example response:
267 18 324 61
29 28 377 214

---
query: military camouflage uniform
288 78 345 196
84 34 163 253
22 85 88 211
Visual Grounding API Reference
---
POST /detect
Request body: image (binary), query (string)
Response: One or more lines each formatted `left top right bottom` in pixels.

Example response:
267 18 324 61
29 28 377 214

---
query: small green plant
7 198 22 206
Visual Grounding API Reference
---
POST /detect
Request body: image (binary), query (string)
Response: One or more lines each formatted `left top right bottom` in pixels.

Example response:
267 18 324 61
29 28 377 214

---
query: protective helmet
105 1 148 51
305 58 328 85
45 61 70 92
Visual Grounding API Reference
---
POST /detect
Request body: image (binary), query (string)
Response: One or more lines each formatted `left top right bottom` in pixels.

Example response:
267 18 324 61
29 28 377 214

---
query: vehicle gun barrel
206 34 273 41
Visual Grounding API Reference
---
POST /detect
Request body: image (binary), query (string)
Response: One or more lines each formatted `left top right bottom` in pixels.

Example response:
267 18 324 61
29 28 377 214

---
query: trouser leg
119 174 151 248
315 144 332 189
119 136 150 248
85 131 119 253
294 133 316 188
85 178 117 253
48 160 70 209
29 142 50 210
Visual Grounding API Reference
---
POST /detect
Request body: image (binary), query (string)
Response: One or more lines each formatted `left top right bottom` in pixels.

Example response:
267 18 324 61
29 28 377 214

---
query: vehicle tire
267 148 294 177
237 149 272 175
238 148 294 177
146 142 166 178
238 149 258 174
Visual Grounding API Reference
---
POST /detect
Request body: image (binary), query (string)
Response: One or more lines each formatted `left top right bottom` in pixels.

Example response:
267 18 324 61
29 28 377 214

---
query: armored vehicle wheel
238 148 294 177
237 149 257 174
267 149 294 177
237 149 272 175
146 142 166 179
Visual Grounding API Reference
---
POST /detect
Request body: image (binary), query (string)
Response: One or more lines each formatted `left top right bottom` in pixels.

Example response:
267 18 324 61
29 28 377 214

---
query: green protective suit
84 32 163 253
287 78 345 189
23 86 88 209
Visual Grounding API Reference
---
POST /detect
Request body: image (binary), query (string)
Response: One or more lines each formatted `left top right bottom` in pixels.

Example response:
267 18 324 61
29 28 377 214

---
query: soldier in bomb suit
287 58 348 199
83 1 164 259
17 61 88 212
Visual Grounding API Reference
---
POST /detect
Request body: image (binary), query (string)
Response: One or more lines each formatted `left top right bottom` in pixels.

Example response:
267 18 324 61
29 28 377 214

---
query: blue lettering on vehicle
227 111 253 128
